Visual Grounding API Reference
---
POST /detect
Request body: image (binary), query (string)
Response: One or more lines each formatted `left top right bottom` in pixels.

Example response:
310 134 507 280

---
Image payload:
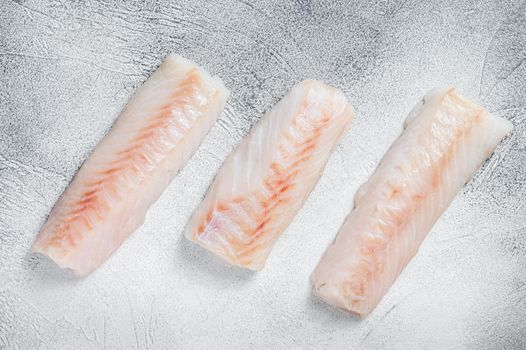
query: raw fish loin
32 54 229 276
312 87 512 317
186 80 355 270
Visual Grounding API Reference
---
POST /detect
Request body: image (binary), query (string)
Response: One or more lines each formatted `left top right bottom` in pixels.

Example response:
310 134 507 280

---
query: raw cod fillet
32 54 229 276
311 87 512 317
185 80 355 270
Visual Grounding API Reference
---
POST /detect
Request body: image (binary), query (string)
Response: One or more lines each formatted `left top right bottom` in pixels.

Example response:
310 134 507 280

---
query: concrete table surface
1 1 525 349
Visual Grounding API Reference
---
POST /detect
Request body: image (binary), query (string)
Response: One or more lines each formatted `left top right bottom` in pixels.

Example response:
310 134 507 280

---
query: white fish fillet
32 54 229 276
312 87 512 317
185 80 354 270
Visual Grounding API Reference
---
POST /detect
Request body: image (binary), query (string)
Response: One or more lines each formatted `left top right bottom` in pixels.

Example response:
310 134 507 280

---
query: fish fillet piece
32 54 229 276
185 80 354 270
312 87 512 317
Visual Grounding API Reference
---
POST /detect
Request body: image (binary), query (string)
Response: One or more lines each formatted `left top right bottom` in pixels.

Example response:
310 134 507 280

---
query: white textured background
1 0 525 349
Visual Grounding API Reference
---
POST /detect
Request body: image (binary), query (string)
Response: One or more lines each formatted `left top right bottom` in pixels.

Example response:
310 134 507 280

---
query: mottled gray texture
0 0 525 349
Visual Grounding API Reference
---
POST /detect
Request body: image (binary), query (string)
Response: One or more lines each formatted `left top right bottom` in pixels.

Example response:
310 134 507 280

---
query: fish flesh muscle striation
33 54 229 276
186 80 354 270
311 87 512 317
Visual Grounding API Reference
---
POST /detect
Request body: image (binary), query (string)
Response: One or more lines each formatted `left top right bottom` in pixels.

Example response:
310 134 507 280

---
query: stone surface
0 0 525 349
